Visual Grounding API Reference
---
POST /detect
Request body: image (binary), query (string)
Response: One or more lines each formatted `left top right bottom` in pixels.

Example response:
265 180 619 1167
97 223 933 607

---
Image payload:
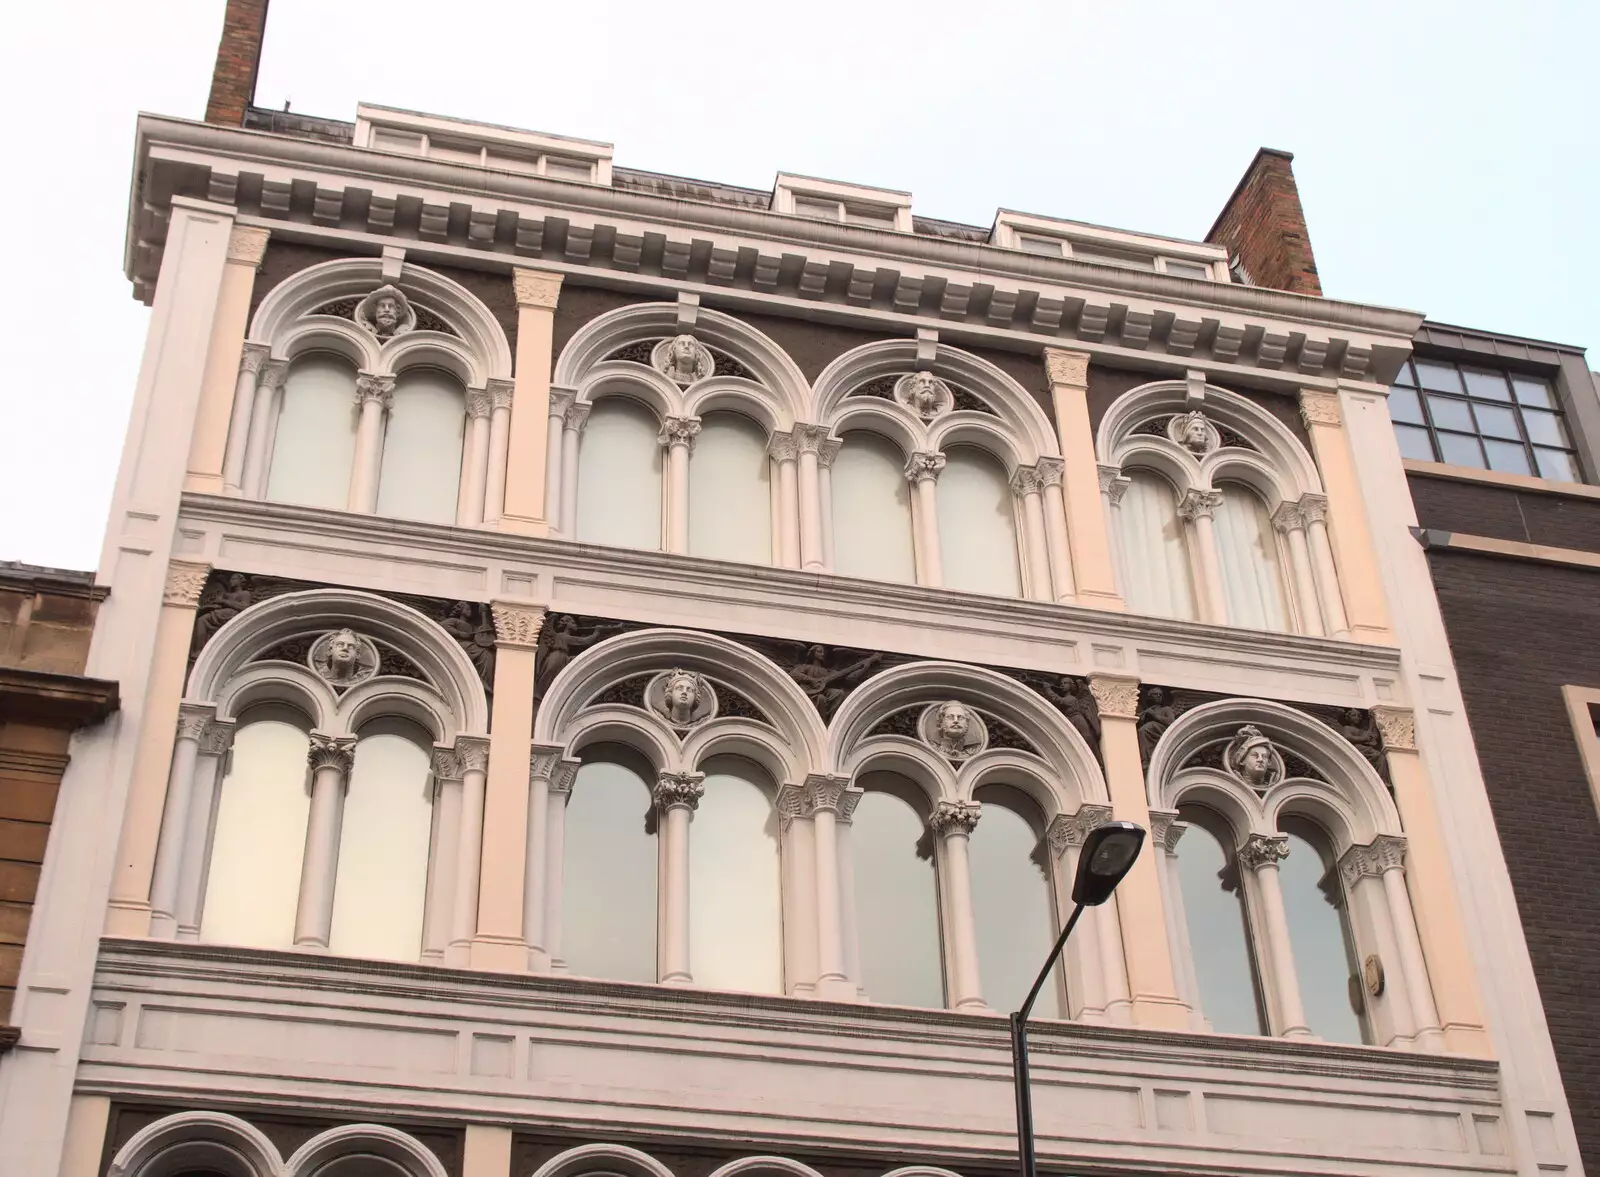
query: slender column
1149 812 1202 1028
1011 466 1054 601
545 390 573 534
768 431 801 568
294 735 355 949
423 752 463 963
1044 349 1124 609
175 719 234 941
543 763 577 972
1087 674 1188 1028
1036 458 1076 601
804 775 860 1000
1272 500 1324 637
1239 834 1312 1038
348 373 394 513
220 344 270 494
795 425 832 571
1177 489 1228 624
659 416 701 554
836 811 861 992
482 379 515 523
524 746 572 971
778 785 818 995
1046 805 1115 1022
470 602 545 971
1373 707 1490 1055
817 438 840 570
1097 465 1132 598
558 402 590 538
1300 493 1351 639
930 801 984 1010
241 359 287 498
1298 389 1389 643
1342 835 1443 1050
457 389 493 526
905 452 946 587
447 736 490 966
655 772 705 985
501 268 564 535
146 704 214 937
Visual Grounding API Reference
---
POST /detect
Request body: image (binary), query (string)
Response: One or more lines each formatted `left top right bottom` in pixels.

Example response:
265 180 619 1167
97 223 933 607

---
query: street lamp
1010 820 1146 1177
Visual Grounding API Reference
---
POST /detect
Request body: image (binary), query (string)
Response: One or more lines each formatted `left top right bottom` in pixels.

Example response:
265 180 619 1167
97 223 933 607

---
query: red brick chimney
204 0 270 126
1206 148 1321 297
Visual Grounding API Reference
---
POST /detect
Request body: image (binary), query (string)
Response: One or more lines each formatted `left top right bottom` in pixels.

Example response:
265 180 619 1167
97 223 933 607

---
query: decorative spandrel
534 614 632 701
845 372 998 417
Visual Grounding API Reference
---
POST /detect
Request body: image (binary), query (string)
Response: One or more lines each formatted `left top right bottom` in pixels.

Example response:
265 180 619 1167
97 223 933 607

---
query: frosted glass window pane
376 368 465 524
689 756 782 993
266 354 357 509
1119 471 1196 620
200 707 312 951
1213 483 1288 631
1279 829 1366 1044
576 398 663 550
968 793 1059 1018
563 751 658 982
852 777 943 1007
328 719 434 962
1175 815 1265 1035
831 433 916 583
689 413 772 565
937 447 1021 597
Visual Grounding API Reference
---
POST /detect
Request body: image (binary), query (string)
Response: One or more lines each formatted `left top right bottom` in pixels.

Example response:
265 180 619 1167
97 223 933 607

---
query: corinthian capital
1177 488 1223 522
1299 390 1342 428
904 451 946 484
239 342 271 377
1010 466 1042 498
802 774 858 818
1087 674 1140 720
654 772 705 812
307 734 357 775
929 800 981 837
1034 457 1064 489
356 373 395 409
1044 348 1090 389
658 416 703 452
1371 705 1416 752
491 601 546 650
512 267 564 309
259 359 290 392
163 560 212 607
1045 803 1114 853
1236 834 1290 872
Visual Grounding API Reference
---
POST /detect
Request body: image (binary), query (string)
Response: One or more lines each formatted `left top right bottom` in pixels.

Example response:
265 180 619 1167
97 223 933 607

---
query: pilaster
500 268 564 536
186 223 270 493
1044 348 1124 609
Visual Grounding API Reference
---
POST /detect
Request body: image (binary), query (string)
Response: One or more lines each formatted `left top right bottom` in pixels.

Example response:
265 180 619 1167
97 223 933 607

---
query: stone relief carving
1039 676 1101 749
1372 706 1416 753
441 602 498 686
1226 725 1286 792
919 701 989 761
1136 686 1179 763
355 284 416 340
895 372 954 421
189 571 254 655
308 628 380 690
652 334 715 386
658 416 702 452
1337 708 1387 775
535 614 628 700
786 644 885 720
1338 834 1407 887
1237 833 1290 871
928 800 982 837
1045 803 1114 854
1177 488 1224 522
646 669 718 731
1169 410 1220 456
904 452 947 483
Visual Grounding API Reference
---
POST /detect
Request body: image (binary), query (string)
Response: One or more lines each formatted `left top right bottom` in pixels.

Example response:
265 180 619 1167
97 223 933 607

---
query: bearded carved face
938 704 971 741
373 296 401 334
1181 415 1210 452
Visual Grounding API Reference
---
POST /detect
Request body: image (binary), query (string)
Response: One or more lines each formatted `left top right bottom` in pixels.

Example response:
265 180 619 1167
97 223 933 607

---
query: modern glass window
1389 358 1579 483
936 446 1021 597
688 756 783 994
1174 808 1266 1036
968 787 1061 1018
851 776 944 1007
562 748 659 983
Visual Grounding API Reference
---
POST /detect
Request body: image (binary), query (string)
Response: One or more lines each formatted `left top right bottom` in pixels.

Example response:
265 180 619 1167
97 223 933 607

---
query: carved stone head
309 628 379 689
1226 724 1283 791
647 668 717 730
1170 410 1217 456
895 372 953 421
920 700 988 760
652 334 714 386
355 284 415 340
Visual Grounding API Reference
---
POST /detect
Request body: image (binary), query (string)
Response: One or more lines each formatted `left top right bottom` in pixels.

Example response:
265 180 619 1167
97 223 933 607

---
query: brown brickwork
1410 473 1600 1173
204 0 270 127
1207 148 1322 296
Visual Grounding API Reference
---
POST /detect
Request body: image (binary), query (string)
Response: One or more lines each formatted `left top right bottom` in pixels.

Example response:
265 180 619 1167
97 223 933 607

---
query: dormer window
773 173 913 232
994 211 1229 280
353 104 614 185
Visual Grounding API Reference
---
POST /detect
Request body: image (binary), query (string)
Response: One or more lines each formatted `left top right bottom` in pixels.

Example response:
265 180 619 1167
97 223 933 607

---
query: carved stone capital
658 416 703 452
1044 348 1090 389
200 718 237 757
1371 706 1416 753
904 451 946 484
225 224 271 268
1298 492 1329 526
239 342 271 377
1097 464 1130 506
174 703 214 743
654 772 706 812
163 560 212 607
466 389 493 420
307 734 357 775
1149 809 1189 854
549 388 576 419
767 430 799 462
1045 802 1115 854
795 424 834 457
454 735 490 774
432 748 462 783
356 373 396 410
776 782 807 828
1177 488 1224 522
1087 674 1140 720
1237 834 1290 872
1270 500 1304 534
259 359 290 392
802 774 859 819
1010 466 1042 498
548 759 580 796
512 268 564 310
929 800 981 837
1300 390 1342 429
491 602 546 650
1035 457 1064 489
529 744 566 785
1338 834 1407 886
563 401 592 433
487 378 515 412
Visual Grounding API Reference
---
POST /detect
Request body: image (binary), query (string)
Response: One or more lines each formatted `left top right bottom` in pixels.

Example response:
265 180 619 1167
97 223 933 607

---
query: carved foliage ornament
1372 706 1416 752
164 560 213 608
1237 834 1290 871
355 284 416 340
652 334 715 386
646 669 718 731
307 734 356 774
929 800 982 837
1088 675 1140 721
309 628 380 691
491 602 545 650
919 701 989 761
654 772 706 811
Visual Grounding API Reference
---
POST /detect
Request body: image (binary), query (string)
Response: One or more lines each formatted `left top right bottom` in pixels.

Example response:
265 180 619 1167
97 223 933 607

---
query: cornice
129 115 1423 386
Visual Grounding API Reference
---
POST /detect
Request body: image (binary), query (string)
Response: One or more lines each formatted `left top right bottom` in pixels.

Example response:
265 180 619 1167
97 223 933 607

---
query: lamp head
1071 821 1146 906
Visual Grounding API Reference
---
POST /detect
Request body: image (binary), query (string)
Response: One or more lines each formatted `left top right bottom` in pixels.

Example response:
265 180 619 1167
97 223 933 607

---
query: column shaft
559 412 584 537
544 399 567 532
1044 350 1123 608
174 732 229 941
1284 522 1324 637
458 400 491 526
662 803 694 984
423 775 462 961
774 451 800 568
798 448 825 570
933 805 984 1010
1381 865 1444 1047
220 347 267 494
483 392 512 523
1188 509 1228 624
1306 516 1351 638
449 762 487 965
523 771 551 970
500 268 564 535
1019 483 1053 601
813 807 847 990
818 463 836 570
1040 474 1076 600
241 361 285 498
1247 848 1311 1038
348 376 392 513
294 745 352 949
147 711 207 937
666 441 692 554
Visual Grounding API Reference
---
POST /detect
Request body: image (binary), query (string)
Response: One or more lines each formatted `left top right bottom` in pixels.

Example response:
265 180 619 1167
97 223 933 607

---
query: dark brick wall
1411 473 1600 1172
204 0 268 127
1206 148 1321 296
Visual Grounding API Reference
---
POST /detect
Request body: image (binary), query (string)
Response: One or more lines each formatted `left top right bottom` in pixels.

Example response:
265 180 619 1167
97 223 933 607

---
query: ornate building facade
0 4 1586 1175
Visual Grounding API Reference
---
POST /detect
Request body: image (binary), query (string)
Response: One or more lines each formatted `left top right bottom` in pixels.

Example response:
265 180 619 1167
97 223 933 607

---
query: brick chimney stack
204 0 270 126
1206 148 1321 297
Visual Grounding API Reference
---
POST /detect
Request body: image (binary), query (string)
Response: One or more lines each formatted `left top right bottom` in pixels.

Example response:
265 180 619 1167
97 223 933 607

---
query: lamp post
1010 820 1146 1177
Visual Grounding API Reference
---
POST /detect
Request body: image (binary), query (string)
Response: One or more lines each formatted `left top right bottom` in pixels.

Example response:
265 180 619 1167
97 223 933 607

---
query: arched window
689 412 772 564
851 774 943 1007
375 368 466 524
200 704 313 951
936 446 1021 597
831 432 916 583
1213 482 1288 631
1174 807 1265 1036
562 747 658 983
328 717 436 962
688 755 783 994
1279 819 1366 1044
265 353 357 510
1118 470 1196 619
968 786 1060 1017
576 398 664 550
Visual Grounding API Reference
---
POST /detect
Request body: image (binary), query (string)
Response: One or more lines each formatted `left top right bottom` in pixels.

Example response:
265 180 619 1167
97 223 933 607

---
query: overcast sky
2 0 1594 571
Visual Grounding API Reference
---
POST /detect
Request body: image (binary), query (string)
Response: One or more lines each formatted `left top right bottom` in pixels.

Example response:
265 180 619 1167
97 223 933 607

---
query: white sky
2 0 1594 571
